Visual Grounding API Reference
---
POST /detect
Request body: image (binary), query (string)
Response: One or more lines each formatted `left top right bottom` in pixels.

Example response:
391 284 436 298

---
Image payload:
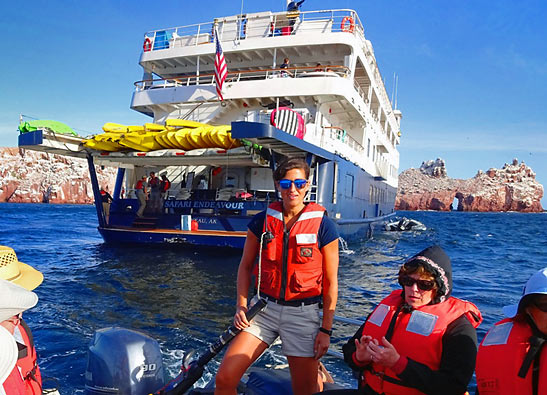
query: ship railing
134 65 350 91
142 9 364 52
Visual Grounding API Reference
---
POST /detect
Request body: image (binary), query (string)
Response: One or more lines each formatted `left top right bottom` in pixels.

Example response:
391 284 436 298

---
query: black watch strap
319 327 333 336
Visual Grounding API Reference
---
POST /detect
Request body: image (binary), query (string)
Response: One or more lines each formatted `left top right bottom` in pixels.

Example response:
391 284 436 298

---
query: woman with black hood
338 245 483 395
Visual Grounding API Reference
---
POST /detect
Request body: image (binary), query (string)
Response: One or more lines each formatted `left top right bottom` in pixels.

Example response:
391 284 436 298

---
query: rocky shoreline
0 147 116 204
0 148 543 212
395 158 544 212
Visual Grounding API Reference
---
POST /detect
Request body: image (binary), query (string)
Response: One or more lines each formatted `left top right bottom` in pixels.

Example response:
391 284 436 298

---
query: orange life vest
476 316 547 395
14 320 42 394
253 201 325 301
2 367 26 395
361 290 482 395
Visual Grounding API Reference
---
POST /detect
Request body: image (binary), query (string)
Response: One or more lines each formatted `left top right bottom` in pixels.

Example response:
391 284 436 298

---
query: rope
256 231 269 300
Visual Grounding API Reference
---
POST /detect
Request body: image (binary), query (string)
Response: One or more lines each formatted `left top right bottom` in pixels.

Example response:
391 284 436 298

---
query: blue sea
1 203 545 394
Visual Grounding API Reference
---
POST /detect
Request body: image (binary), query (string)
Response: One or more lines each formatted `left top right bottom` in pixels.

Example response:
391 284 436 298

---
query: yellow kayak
145 123 167 132
118 131 163 152
102 122 127 133
165 119 208 129
173 129 196 150
154 130 178 149
83 138 120 152
187 126 215 149
210 126 241 149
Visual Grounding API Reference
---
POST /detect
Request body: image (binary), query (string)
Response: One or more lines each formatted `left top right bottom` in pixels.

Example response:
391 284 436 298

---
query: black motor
85 327 165 394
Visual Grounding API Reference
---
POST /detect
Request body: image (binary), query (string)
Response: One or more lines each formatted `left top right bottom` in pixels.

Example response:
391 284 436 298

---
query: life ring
143 38 152 52
341 16 355 33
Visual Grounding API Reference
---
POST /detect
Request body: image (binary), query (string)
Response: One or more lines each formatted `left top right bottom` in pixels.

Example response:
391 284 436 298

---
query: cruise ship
19 6 401 248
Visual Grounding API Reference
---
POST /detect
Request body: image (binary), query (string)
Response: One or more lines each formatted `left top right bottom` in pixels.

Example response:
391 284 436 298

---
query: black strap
517 315 546 395
385 304 405 343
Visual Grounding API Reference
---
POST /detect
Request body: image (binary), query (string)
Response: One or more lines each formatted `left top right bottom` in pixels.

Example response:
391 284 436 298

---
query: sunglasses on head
278 179 308 190
399 275 436 291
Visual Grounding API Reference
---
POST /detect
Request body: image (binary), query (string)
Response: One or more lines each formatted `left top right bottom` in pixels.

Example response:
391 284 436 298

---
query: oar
157 298 267 395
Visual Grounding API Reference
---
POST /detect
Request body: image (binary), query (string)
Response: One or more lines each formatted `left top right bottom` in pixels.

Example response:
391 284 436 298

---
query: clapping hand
354 335 374 364
367 336 400 368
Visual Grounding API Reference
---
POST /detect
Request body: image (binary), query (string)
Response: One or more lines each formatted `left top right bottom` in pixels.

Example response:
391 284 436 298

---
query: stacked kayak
83 120 241 152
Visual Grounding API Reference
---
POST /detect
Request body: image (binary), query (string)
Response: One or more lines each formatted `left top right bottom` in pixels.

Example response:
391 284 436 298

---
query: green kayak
18 120 77 136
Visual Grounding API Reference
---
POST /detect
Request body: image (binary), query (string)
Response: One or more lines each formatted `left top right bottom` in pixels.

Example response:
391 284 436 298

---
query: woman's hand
314 331 331 360
233 305 250 330
368 336 400 368
354 335 374 364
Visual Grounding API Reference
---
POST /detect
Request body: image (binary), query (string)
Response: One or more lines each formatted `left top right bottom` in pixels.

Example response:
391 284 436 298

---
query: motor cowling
85 327 165 394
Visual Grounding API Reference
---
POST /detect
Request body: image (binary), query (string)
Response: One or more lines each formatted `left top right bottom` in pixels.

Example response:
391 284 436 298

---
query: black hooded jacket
342 245 480 395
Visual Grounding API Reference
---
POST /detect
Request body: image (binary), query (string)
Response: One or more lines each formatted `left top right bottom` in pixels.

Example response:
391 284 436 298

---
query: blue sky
1 1 545 206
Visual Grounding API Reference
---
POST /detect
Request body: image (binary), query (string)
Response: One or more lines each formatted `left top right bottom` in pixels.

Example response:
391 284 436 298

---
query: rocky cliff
0 147 116 204
396 158 544 212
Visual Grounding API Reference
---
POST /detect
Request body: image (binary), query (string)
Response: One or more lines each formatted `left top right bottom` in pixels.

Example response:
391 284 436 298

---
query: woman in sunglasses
339 245 482 395
215 157 339 395
476 267 547 395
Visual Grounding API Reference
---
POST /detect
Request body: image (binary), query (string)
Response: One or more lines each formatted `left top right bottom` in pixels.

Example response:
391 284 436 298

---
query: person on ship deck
475 267 547 395
214 157 339 395
135 175 147 217
326 245 482 395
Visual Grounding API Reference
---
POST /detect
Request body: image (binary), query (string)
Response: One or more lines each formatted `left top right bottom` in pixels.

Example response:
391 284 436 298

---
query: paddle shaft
163 298 267 395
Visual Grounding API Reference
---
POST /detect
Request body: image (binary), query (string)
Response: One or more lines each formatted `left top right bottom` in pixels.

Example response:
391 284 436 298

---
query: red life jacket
16 320 42 394
476 316 547 395
2 367 26 395
361 290 482 395
253 201 326 301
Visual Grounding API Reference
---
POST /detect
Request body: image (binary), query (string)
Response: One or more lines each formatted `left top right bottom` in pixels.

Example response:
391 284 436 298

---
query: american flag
214 27 227 101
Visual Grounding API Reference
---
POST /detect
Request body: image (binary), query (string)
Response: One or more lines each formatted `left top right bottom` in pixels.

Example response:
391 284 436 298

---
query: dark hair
273 158 310 181
399 263 438 290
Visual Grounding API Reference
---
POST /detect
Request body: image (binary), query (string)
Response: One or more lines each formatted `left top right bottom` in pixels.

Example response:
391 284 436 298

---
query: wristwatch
319 327 333 336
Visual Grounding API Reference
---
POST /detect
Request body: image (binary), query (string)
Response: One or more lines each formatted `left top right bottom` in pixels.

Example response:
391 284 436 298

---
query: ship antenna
391 73 396 108
394 74 399 110
239 0 244 38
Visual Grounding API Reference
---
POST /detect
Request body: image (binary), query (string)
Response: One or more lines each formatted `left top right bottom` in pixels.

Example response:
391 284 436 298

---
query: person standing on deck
100 186 113 223
215 157 339 395
148 172 161 214
476 267 547 395
135 175 148 217
159 174 171 214
280 58 293 77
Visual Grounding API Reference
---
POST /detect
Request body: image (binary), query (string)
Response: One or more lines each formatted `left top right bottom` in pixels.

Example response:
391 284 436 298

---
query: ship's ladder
305 162 319 203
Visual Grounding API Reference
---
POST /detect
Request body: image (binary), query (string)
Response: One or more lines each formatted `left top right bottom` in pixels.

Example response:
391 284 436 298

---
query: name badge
406 310 438 336
368 304 390 327
482 322 513 346
296 234 317 244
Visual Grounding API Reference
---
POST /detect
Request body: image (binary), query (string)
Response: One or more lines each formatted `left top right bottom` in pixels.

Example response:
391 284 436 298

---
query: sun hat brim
0 326 17 384
0 279 39 322
10 261 44 291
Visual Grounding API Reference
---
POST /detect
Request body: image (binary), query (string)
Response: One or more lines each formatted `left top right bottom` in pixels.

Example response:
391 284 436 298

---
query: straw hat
0 326 17 385
0 278 38 322
0 246 43 290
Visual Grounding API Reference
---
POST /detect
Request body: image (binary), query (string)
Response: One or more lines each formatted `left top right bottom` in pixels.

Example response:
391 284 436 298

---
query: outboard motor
85 327 165 394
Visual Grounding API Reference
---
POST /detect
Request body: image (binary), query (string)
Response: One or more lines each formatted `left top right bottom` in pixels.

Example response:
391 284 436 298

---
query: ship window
367 138 371 157
344 174 354 198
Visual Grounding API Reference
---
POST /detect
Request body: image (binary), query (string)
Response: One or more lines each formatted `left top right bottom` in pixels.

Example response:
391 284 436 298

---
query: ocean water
0 203 545 393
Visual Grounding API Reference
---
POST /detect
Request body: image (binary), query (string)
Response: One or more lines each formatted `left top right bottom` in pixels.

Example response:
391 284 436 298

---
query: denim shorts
243 297 321 357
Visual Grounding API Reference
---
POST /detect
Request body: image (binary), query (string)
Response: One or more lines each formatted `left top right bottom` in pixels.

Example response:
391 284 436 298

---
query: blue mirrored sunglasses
279 179 308 189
